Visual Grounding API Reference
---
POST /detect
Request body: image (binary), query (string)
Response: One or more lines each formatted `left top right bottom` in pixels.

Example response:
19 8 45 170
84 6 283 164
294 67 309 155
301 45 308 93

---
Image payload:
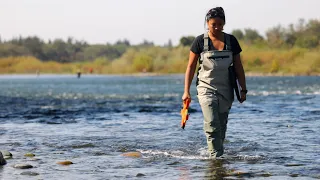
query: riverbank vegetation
1 19 319 75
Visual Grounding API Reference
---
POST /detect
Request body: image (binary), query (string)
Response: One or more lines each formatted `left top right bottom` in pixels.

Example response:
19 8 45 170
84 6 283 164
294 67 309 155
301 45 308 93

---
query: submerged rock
226 171 254 178
13 164 33 169
28 157 41 161
52 151 65 154
121 152 142 158
289 174 299 177
259 172 272 177
1 150 12 160
119 147 127 152
0 152 7 165
3 156 12 160
57 161 73 165
1 150 12 157
285 163 304 167
136 173 146 177
20 171 39 176
24 153 35 157
167 161 180 165
71 143 95 149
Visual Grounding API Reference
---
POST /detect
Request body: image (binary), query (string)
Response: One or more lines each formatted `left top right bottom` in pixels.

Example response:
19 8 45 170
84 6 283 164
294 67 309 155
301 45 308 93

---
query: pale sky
1 0 319 45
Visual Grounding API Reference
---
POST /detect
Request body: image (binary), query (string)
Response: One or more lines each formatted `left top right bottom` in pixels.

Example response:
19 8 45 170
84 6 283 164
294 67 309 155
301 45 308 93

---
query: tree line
232 19 320 49
0 19 319 64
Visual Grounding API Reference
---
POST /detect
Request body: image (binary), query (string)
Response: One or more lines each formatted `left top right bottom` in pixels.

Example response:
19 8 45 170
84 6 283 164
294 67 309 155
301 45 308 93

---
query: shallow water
0 74 319 179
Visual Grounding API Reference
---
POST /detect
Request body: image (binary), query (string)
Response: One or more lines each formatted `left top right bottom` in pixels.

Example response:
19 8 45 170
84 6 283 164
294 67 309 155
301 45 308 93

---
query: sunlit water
0 74 319 180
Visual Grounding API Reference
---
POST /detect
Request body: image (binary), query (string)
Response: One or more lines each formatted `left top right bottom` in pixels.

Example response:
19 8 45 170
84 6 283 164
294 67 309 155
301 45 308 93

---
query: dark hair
205 7 225 23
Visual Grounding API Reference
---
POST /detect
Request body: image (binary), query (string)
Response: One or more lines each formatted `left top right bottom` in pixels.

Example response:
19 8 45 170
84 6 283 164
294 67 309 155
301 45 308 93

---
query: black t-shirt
190 33 242 55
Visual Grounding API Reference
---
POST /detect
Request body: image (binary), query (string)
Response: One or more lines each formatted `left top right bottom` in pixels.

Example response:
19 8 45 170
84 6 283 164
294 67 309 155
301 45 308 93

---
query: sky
0 0 319 46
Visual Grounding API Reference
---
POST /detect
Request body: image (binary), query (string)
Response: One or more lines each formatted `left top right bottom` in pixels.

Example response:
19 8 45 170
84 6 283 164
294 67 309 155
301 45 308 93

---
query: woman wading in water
182 7 247 158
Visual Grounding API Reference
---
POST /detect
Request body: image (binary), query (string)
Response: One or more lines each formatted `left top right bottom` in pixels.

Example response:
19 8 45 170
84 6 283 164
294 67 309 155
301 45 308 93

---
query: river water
0 74 319 179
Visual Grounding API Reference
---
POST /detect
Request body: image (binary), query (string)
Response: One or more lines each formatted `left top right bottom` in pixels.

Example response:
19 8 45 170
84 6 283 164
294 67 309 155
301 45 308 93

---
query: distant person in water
182 7 247 158
77 69 81 78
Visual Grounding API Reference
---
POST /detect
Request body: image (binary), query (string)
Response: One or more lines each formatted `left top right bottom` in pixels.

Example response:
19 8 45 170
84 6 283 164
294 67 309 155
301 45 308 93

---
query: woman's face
207 18 225 35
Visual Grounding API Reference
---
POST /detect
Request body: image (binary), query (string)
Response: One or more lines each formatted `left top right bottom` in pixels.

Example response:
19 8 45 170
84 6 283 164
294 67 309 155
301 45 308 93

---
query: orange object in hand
181 98 191 129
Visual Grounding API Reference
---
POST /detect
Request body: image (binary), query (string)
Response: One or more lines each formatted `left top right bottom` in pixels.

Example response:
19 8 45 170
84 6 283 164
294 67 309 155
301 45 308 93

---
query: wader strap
203 32 209 51
225 33 232 51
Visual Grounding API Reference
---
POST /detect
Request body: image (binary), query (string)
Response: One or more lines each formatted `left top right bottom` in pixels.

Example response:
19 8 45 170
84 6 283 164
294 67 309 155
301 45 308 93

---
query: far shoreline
0 72 319 77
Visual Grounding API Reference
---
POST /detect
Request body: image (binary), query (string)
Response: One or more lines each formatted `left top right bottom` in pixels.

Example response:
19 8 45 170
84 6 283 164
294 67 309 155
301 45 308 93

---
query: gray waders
197 32 234 158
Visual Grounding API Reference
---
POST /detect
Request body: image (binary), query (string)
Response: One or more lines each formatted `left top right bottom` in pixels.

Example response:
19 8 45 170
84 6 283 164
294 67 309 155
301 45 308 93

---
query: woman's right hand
182 92 191 101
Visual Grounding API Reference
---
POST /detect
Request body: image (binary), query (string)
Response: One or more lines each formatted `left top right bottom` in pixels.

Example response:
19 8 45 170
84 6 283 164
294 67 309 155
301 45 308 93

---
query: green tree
50 39 69 62
115 39 130 46
266 25 286 47
138 40 154 47
232 29 244 40
284 26 297 47
0 44 29 57
22 36 46 60
244 28 263 42
295 36 319 48
179 36 195 46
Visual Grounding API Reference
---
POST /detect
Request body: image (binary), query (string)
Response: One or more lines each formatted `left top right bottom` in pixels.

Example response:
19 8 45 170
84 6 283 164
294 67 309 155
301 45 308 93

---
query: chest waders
197 32 234 158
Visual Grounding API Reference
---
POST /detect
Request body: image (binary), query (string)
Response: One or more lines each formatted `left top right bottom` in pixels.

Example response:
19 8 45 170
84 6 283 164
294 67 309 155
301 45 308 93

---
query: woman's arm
234 54 247 103
182 51 199 101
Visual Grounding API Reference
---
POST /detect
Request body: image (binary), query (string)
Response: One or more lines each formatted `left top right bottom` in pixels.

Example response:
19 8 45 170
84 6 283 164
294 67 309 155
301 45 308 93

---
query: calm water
0 74 319 180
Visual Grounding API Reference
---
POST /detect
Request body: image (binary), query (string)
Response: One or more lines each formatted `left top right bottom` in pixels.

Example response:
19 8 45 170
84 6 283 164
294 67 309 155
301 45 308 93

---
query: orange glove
181 98 191 129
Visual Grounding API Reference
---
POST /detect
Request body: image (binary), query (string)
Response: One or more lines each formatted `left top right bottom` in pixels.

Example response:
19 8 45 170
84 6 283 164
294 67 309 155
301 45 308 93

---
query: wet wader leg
198 96 223 158
218 111 229 155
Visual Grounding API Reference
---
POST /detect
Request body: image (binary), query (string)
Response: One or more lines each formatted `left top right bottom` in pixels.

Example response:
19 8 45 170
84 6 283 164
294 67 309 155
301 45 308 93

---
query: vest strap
204 32 232 51
225 33 232 51
203 32 209 51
